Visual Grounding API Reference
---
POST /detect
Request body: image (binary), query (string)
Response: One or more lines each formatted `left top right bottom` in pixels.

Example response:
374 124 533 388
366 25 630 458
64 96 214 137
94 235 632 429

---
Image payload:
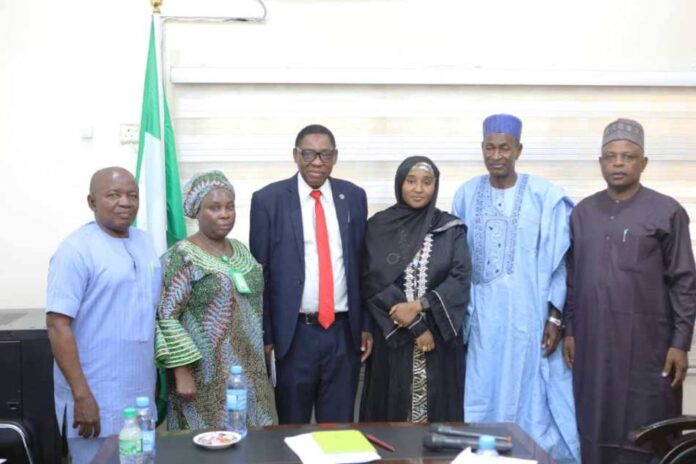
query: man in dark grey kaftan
564 118 696 464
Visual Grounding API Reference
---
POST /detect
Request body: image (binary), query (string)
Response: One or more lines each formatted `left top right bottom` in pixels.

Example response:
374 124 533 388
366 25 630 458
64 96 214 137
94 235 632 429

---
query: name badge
230 270 252 294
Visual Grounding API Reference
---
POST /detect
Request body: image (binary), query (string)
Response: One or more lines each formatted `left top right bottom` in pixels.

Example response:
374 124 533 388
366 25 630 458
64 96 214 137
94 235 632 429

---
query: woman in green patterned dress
156 170 277 430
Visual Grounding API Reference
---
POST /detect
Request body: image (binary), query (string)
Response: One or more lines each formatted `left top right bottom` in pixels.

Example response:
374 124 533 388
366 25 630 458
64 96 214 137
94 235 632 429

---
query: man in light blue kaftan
46 168 161 464
452 115 580 464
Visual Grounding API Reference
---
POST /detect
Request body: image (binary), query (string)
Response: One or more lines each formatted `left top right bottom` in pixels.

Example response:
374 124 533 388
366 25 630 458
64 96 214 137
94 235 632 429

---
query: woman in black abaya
360 156 471 422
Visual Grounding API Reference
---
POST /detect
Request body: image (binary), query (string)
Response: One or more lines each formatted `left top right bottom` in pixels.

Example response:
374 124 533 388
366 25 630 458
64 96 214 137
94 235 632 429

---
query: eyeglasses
294 147 336 163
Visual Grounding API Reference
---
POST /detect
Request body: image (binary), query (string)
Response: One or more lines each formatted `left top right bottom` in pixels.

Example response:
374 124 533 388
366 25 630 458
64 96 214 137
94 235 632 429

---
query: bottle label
227 389 247 411
142 430 155 453
119 438 142 456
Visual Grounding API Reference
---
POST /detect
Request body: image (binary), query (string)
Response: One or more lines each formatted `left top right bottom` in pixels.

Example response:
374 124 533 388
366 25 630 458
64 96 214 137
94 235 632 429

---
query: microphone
430 424 512 443
422 433 513 453
423 433 479 450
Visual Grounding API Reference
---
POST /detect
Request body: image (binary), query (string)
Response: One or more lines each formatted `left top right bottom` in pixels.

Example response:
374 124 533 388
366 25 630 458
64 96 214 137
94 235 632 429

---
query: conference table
94 422 555 463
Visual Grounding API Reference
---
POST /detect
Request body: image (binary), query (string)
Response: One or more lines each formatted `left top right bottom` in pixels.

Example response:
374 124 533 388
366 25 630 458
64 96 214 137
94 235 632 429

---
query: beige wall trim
177 135 696 163
171 67 696 87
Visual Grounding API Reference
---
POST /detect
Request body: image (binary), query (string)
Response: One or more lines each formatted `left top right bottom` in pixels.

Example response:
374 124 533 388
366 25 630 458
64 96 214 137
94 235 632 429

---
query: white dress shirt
297 175 348 313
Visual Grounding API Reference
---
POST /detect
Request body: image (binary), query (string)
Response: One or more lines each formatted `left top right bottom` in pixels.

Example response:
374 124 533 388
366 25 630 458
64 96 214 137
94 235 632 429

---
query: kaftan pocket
616 232 659 274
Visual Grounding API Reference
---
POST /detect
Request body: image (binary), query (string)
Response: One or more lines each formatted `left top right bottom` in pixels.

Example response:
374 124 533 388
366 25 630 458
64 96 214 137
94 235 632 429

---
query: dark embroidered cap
602 118 644 151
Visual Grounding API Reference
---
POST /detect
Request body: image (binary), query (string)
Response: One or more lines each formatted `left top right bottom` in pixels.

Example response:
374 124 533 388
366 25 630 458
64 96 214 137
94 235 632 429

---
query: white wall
1 0 693 310
1 0 695 311
163 0 696 73
0 0 153 307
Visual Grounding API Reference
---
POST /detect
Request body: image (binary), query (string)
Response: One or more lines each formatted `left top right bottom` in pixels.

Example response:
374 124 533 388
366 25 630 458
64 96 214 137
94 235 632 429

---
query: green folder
311 430 377 454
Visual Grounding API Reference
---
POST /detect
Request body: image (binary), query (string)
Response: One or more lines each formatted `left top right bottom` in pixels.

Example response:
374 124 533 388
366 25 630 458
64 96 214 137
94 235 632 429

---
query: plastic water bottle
226 365 248 438
476 435 500 460
135 396 156 463
119 407 143 464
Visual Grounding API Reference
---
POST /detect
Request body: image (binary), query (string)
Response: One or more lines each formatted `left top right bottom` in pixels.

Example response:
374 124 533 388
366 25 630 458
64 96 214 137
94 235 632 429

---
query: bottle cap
231 365 242 375
123 407 137 418
478 435 496 450
136 396 150 408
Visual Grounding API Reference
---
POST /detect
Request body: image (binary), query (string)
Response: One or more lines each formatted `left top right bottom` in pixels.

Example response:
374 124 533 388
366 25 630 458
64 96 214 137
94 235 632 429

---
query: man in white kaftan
452 114 580 464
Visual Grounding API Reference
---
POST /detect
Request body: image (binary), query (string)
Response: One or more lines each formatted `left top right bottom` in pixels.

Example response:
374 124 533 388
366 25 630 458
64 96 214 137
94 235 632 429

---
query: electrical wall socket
119 124 140 145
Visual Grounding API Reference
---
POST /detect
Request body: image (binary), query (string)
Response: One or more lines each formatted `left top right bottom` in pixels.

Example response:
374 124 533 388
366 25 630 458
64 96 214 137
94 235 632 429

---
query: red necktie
310 190 335 329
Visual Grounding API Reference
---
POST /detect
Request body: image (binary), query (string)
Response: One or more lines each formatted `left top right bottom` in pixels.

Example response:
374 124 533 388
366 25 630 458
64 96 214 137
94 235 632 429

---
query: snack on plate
200 432 233 446
193 431 241 449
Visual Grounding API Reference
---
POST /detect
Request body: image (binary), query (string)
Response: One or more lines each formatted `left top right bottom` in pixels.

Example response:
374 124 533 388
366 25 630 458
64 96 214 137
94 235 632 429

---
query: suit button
298 280 303 285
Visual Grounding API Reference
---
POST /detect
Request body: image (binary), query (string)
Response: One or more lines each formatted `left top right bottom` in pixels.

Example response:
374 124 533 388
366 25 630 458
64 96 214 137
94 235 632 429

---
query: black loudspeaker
0 310 62 464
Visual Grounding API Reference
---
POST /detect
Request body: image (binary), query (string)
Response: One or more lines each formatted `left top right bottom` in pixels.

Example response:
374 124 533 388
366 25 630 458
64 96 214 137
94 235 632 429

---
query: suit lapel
330 178 351 269
286 175 304 262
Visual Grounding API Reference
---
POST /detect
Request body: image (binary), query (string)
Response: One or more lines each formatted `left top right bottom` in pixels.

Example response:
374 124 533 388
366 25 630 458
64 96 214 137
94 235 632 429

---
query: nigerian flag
135 17 186 256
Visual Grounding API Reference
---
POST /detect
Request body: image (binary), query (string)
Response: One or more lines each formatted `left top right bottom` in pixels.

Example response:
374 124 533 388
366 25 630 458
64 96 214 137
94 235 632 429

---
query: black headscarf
362 156 454 299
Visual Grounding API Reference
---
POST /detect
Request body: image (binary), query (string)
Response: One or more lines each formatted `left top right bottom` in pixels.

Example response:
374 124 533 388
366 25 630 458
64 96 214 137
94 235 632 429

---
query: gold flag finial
151 0 162 13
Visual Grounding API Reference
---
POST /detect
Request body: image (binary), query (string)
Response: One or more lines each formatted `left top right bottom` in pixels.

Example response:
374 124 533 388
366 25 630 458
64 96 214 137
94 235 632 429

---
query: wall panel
169 82 696 361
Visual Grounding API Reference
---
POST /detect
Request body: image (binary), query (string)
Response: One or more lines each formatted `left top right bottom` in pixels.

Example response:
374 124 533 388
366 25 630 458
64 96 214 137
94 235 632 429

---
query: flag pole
153 0 166 192
153 0 168 253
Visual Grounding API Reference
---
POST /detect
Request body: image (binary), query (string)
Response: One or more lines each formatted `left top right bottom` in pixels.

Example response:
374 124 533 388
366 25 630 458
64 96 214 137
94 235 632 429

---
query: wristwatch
547 316 562 328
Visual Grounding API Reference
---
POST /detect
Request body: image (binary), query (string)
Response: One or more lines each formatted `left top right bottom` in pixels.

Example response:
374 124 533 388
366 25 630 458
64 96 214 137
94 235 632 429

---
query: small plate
193 431 242 449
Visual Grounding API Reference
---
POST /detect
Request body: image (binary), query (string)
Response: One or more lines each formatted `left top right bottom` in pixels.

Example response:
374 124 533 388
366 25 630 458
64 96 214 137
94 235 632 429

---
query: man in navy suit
250 124 373 424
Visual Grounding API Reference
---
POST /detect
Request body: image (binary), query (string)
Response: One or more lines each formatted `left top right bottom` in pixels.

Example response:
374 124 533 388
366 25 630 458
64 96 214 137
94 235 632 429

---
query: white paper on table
450 447 538 464
284 433 380 464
